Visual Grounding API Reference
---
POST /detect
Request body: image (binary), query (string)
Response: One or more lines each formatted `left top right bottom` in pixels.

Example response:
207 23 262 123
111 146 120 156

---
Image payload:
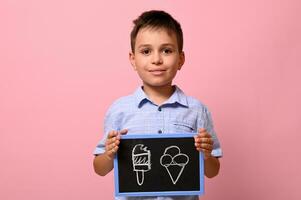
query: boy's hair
130 10 183 53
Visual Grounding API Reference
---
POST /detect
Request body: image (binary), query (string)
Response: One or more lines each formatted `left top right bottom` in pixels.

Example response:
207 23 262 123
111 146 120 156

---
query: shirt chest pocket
170 120 196 133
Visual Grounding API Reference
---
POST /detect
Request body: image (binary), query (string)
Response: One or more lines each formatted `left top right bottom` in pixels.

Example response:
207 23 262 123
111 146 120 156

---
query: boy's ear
178 51 185 70
129 52 137 71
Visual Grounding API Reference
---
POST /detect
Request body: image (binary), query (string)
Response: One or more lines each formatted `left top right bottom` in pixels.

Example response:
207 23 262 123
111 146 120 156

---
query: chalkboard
114 134 204 196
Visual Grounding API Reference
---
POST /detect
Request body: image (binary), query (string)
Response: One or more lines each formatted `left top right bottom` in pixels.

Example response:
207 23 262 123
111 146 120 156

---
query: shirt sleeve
198 106 223 158
93 104 119 155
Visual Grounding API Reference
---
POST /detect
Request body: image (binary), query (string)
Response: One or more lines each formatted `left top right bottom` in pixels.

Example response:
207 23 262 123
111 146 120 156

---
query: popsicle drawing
132 144 151 186
160 146 189 184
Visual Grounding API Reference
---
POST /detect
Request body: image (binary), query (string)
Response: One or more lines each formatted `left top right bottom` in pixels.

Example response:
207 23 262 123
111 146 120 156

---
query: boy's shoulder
185 94 209 112
111 94 135 107
177 87 209 112
106 93 136 115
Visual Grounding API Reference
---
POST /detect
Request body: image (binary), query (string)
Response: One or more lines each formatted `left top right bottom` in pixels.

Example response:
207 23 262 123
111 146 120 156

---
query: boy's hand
194 128 214 160
104 129 128 160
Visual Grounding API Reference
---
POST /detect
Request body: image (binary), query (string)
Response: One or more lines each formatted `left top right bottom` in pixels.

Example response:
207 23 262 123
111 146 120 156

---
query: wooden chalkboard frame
114 134 204 197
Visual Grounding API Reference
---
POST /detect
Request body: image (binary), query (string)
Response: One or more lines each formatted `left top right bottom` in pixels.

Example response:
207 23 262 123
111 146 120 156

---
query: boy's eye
162 48 173 54
141 49 151 55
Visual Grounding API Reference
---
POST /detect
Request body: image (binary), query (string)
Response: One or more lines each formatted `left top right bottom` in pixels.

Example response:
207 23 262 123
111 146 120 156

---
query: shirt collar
133 85 189 108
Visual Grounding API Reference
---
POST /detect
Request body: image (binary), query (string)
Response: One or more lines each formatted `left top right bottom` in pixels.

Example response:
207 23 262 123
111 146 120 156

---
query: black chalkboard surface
114 134 204 196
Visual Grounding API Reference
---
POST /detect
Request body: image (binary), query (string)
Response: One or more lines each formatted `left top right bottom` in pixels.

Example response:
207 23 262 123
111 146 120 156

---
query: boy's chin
143 82 173 88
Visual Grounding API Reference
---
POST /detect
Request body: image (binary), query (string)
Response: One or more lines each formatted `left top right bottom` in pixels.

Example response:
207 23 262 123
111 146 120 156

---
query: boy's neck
142 84 175 106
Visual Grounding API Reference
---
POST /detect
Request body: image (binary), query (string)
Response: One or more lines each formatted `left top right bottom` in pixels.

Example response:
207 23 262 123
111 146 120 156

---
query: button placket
157 106 163 134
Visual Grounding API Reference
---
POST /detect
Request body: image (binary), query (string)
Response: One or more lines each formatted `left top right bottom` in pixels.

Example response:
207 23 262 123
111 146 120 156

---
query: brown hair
130 10 183 53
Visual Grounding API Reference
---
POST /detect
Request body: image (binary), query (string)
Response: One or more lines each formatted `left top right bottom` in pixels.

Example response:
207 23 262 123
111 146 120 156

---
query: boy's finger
201 137 213 144
195 142 201 148
114 138 120 145
196 142 212 150
200 143 213 151
107 130 118 139
111 145 119 154
105 136 115 146
194 137 202 143
198 128 207 133
197 130 209 137
115 129 128 140
198 132 212 139
108 150 115 158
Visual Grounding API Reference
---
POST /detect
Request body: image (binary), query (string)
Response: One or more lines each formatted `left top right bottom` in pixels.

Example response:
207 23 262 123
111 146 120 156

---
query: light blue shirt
94 86 222 200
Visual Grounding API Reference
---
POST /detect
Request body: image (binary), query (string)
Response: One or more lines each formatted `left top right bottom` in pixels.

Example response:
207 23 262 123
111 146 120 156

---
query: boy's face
129 27 185 89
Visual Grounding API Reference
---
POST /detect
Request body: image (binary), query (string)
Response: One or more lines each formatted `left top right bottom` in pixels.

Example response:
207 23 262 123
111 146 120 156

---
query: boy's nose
151 52 163 65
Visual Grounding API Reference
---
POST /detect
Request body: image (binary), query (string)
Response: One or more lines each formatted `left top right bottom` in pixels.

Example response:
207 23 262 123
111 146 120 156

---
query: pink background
1 0 300 199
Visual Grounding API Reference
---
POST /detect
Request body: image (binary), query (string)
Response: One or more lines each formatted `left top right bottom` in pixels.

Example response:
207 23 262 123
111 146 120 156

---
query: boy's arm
93 129 127 176
194 128 220 178
93 153 114 176
204 156 220 178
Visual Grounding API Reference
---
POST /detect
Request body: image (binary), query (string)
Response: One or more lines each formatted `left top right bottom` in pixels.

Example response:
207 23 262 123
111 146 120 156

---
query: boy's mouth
149 69 166 75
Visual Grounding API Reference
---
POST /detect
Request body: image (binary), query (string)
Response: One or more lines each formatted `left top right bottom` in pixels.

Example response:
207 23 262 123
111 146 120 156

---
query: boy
93 10 222 200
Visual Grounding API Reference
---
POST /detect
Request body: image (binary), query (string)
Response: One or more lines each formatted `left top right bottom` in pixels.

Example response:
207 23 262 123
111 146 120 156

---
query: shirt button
158 130 162 134
158 107 162 111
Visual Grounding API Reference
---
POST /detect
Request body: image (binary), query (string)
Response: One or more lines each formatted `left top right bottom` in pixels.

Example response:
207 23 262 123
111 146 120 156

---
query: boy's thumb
198 128 206 133
119 129 128 135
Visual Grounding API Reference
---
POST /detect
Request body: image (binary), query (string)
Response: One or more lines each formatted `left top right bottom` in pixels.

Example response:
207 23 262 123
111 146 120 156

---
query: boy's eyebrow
160 43 176 47
137 44 152 48
137 43 176 48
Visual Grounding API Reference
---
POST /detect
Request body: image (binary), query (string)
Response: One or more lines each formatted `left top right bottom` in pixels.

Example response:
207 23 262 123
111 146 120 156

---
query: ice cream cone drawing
132 144 151 186
160 146 189 185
